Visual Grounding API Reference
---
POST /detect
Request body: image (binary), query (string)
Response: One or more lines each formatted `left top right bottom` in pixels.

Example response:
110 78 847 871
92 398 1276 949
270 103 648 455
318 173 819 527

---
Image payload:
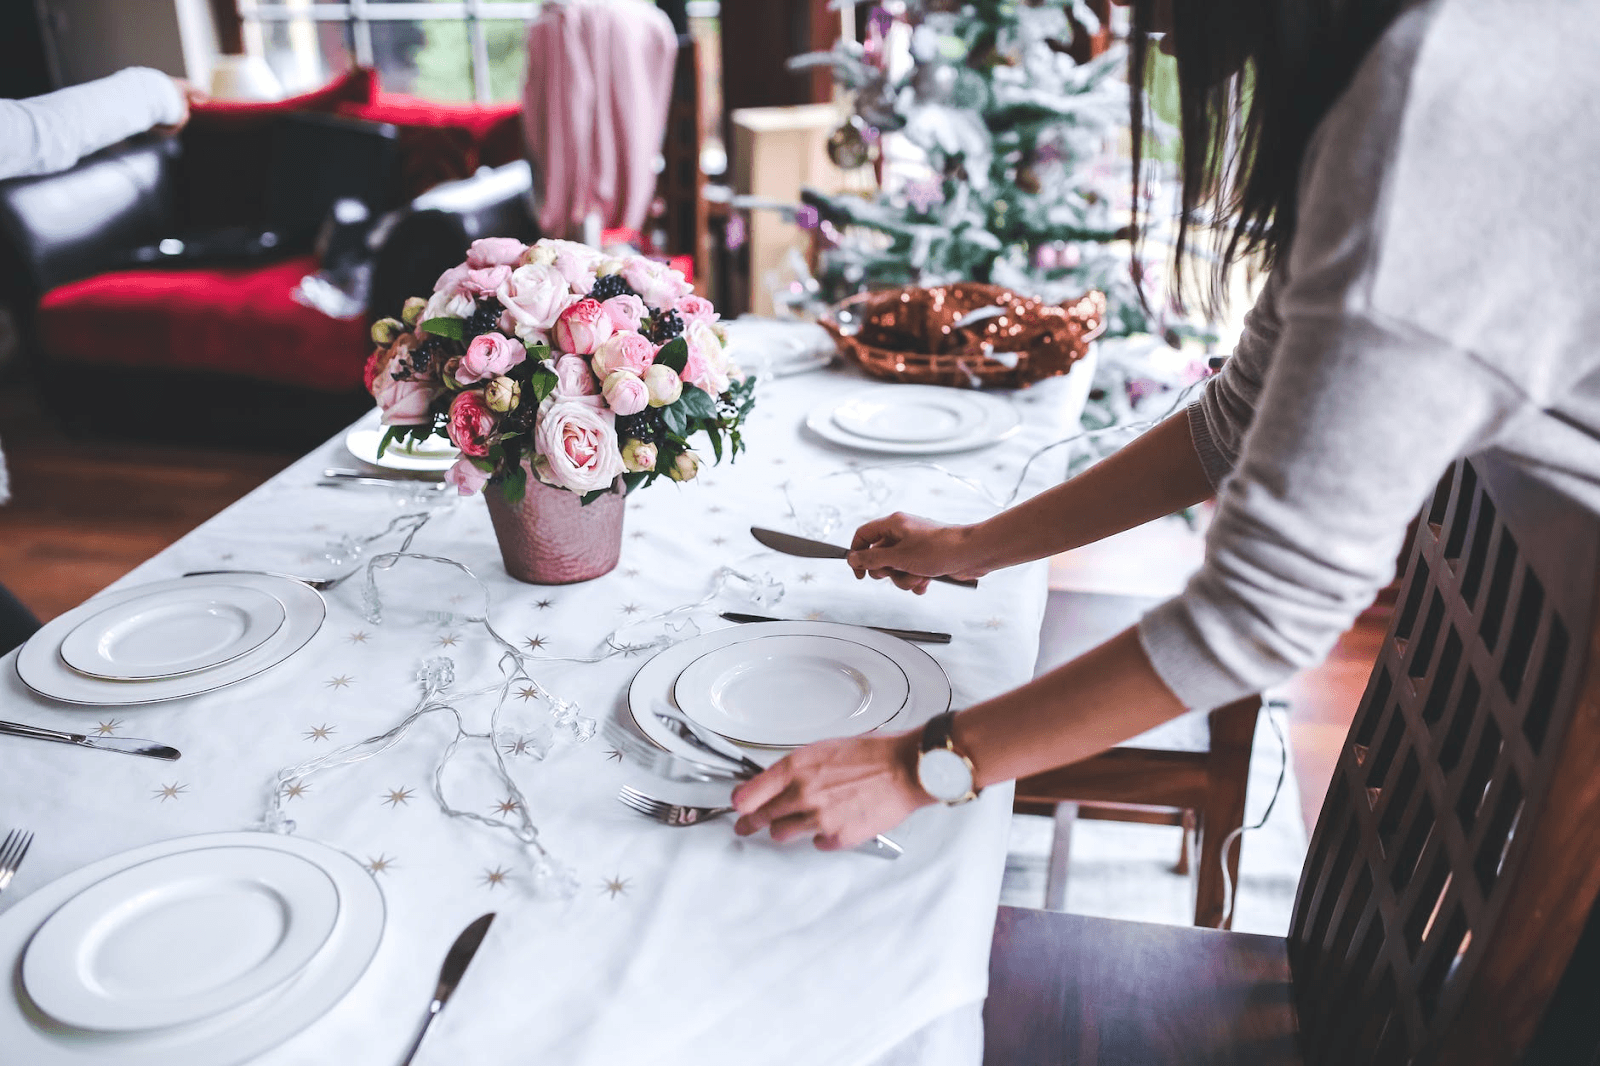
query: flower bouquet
364 238 754 582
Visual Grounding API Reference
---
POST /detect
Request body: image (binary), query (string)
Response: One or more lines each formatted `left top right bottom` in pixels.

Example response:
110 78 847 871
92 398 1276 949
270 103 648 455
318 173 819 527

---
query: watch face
918 747 974 804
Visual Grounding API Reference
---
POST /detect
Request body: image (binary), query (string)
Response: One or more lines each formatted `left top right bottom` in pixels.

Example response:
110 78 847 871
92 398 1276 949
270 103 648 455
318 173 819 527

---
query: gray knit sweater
1137 0 1600 711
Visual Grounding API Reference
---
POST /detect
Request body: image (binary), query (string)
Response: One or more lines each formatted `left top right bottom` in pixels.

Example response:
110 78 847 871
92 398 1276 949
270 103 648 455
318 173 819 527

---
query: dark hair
1128 0 1409 317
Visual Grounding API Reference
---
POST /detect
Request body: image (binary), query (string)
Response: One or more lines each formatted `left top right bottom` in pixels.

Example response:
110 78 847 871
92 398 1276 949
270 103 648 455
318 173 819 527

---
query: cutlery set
750 526 979 589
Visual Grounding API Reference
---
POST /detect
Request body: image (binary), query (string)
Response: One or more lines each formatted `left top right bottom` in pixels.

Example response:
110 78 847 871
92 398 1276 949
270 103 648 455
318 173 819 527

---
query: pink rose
674 294 719 327
460 265 512 299
601 370 649 416
447 390 497 458
496 264 578 341
444 458 491 496
466 238 528 269
535 399 626 494
552 298 615 355
433 262 470 294
591 331 657 379
375 371 435 426
363 347 386 393
533 239 604 295
600 294 647 333
457 332 526 384
551 355 602 403
621 256 693 310
680 320 730 395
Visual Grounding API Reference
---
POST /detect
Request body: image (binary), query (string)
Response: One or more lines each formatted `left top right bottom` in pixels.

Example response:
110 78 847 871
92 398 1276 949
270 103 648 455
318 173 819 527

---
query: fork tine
617 788 669 819
11 832 33 872
0 830 19 872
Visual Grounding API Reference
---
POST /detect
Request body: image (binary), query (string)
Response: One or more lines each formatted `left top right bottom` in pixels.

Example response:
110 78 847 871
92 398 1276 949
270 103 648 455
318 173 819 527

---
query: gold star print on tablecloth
436 634 460 648
325 675 354 689
152 782 188 802
799 572 816 583
282 782 310 800
981 617 1005 630
365 855 395 875
620 603 641 616
383 788 414 808
804 610 826 621
303 724 335 742
516 685 539 701
93 720 121 736
605 749 623 763
492 798 520 816
347 631 370 644
523 635 547 651
602 875 630 899
623 568 640 578
711 536 727 547
481 866 510 889
535 599 554 610
707 505 723 514
501 737 534 757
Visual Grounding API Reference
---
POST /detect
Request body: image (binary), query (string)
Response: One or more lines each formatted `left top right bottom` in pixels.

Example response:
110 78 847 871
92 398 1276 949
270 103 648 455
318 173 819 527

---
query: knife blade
720 611 952 645
399 912 496 1066
0 720 180 761
749 527 979 589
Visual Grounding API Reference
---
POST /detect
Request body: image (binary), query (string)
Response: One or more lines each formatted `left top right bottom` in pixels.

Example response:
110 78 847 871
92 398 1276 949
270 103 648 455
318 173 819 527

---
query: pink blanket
522 0 679 237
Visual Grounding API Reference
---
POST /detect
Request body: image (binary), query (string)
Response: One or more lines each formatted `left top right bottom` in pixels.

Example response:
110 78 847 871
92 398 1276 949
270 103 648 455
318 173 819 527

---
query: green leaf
524 342 551 361
376 426 402 459
527 365 559 405
578 488 609 507
655 337 689 374
706 426 723 463
421 317 465 342
674 385 715 421
621 471 651 494
501 462 528 504
660 402 689 438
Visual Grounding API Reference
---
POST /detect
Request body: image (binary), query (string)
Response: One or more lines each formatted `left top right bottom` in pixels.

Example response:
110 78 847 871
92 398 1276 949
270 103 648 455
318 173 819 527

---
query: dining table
0 356 1093 1066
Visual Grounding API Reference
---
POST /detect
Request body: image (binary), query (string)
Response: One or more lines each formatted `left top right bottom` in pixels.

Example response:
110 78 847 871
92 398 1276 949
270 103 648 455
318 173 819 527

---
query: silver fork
181 568 346 591
0 830 34 897
618 786 733 826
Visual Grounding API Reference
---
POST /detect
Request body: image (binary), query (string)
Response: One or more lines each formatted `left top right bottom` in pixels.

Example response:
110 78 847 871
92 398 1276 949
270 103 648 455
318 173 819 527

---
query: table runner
0 364 1084 1065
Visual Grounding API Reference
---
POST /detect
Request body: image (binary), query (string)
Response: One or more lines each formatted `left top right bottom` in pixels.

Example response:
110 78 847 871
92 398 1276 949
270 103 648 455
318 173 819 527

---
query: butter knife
0 720 180 761
399 912 496 1066
720 611 952 645
750 527 979 589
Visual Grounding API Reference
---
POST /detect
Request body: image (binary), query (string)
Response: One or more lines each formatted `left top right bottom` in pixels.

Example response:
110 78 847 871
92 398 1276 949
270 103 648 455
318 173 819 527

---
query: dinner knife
399 912 496 1066
720 611 952 645
750 527 979 589
0 720 180 761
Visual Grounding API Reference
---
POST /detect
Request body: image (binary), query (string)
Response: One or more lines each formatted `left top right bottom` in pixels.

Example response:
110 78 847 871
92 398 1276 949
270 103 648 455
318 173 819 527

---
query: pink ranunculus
674 294 719 327
601 370 649 416
552 298 615 355
433 262 471 294
551 355 602 403
591 331 657 380
457 332 526 384
600 293 647 333
466 237 529 269
621 255 693 310
444 458 491 496
447 390 498 458
375 371 436 425
680 320 730 395
535 399 625 494
496 263 578 341
460 264 512 299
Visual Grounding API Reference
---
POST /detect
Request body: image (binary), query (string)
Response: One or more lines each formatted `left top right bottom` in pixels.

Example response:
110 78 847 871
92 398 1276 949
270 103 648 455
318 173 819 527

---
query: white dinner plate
17 574 325 706
344 426 458 473
0 832 383 1066
23 847 340 1032
626 621 951 764
723 317 836 378
58 585 286 682
672 634 910 747
804 385 1021 455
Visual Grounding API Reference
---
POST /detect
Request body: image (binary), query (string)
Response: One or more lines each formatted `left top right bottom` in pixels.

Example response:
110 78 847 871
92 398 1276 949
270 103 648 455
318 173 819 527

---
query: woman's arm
0 68 187 182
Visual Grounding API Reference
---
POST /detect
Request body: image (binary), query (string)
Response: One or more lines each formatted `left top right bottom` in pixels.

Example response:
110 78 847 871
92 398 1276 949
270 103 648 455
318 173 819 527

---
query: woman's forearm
965 410 1214 572
951 626 1186 786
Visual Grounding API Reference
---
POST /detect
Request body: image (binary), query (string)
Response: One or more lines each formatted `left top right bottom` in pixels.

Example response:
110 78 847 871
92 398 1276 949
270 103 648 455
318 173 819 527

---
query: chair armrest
367 160 535 321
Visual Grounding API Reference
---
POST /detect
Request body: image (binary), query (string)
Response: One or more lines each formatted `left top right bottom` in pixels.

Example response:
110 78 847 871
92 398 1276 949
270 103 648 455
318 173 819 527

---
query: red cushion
337 93 524 201
37 258 370 393
178 69 379 230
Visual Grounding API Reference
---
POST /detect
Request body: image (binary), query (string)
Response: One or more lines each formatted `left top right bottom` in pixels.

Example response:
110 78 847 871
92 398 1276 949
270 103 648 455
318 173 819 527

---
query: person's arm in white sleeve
1187 266 1285 489
0 67 187 182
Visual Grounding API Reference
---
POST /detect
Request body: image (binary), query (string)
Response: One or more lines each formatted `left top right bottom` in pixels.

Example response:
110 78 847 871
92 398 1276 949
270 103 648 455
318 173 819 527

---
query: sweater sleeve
0 68 185 181
1186 267 1286 490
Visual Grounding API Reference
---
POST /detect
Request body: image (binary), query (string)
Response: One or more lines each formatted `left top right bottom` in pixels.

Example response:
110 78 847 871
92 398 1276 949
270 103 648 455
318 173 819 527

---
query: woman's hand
732 731 933 850
847 513 990 594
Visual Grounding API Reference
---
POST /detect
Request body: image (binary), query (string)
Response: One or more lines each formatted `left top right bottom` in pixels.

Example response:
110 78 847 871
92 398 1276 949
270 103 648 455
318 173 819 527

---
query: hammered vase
484 476 626 584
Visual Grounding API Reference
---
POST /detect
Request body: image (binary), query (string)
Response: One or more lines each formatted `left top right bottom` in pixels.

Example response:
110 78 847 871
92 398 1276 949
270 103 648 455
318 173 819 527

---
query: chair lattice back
1288 454 1600 1065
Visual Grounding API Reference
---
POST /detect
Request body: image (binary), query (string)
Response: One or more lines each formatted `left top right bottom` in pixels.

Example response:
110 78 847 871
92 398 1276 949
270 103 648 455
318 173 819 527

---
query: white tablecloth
0 363 1086 1066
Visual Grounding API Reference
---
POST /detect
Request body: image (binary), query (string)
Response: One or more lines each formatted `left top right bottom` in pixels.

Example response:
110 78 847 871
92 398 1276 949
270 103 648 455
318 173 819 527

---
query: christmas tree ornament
827 119 875 170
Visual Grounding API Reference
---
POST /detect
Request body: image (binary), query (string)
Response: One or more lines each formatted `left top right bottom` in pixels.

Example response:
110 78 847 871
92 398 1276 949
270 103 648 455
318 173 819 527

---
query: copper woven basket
821 283 1107 390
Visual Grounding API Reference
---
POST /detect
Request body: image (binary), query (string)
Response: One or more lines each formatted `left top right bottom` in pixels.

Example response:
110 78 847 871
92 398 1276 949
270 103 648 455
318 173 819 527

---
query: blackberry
615 408 666 446
464 300 503 340
646 309 684 343
590 273 635 302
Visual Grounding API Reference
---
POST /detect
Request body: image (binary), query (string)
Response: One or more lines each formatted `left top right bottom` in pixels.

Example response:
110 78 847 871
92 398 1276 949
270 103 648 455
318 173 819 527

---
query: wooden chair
649 34 712 292
984 453 1600 1064
1014 590 1261 928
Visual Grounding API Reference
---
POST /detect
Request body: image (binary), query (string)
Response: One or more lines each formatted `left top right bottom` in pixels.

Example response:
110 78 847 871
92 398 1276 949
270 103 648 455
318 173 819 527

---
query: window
238 0 539 103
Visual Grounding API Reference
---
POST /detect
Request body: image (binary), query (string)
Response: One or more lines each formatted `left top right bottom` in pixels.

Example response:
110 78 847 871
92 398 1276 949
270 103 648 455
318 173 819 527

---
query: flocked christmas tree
792 0 1157 338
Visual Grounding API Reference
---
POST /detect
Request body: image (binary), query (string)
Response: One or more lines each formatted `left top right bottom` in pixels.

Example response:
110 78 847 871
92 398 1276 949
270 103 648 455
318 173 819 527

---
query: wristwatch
917 712 979 805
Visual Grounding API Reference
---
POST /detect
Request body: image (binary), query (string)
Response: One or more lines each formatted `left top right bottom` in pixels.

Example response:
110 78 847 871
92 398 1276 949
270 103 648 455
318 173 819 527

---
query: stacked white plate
628 621 952 761
16 574 326 706
723 316 837 378
805 384 1021 455
0 831 384 1065
345 425 458 474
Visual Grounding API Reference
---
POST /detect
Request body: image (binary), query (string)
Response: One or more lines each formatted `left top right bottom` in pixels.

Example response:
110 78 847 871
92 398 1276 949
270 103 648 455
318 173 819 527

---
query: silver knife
0 720 180 761
399 912 496 1066
720 611 952 645
319 474 448 491
749 527 979 589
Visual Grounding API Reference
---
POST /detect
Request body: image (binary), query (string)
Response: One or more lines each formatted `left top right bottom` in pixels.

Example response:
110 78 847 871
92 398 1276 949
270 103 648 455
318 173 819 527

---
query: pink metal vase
484 476 626 584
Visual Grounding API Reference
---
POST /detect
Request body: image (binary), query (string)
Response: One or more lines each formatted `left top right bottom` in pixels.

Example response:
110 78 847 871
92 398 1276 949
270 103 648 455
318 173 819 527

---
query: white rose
423 288 474 322
496 264 578 341
535 239 604 295
682 320 731 395
642 363 683 407
534 399 626 494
